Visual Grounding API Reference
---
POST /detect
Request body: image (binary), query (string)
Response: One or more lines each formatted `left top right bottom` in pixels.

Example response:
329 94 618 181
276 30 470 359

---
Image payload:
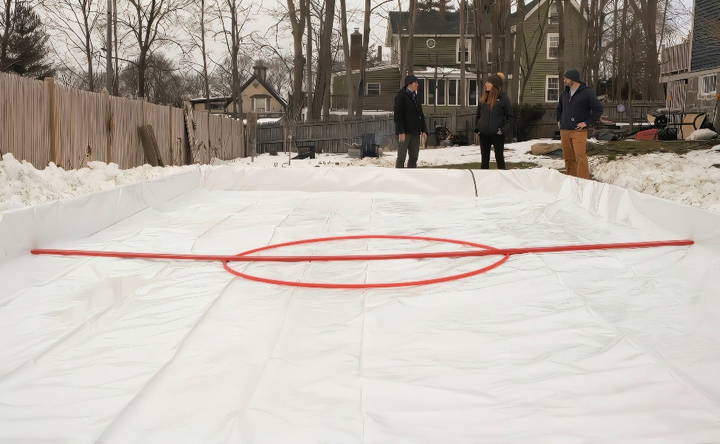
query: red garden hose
31 235 694 289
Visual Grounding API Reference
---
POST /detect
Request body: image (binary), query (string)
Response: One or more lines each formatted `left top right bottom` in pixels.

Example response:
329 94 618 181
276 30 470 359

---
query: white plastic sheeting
1 167 720 443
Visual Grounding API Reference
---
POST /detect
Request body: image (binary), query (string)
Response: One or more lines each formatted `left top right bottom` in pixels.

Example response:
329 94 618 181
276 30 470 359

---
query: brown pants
560 129 590 179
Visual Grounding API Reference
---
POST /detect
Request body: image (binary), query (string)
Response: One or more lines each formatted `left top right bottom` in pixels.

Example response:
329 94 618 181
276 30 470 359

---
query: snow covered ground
0 154 196 212
2 140 719 213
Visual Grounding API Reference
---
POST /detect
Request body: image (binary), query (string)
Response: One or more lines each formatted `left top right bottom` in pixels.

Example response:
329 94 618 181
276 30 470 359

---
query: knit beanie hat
563 69 582 83
488 72 505 90
404 75 420 87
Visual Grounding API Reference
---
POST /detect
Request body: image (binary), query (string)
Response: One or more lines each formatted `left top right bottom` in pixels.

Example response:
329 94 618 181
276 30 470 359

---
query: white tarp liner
1 167 720 443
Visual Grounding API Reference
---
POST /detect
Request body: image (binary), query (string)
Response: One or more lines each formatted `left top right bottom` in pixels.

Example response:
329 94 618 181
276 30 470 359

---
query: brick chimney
350 29 362 70
253 64 267 82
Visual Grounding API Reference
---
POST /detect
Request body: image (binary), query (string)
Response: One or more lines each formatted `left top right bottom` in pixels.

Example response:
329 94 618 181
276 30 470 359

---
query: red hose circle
222 235 510 289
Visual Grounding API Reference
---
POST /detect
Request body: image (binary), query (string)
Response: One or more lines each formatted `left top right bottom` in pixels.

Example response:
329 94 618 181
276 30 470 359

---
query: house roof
388 11 476 36
190 76 288 109
239 75 288 108
189 96 232 104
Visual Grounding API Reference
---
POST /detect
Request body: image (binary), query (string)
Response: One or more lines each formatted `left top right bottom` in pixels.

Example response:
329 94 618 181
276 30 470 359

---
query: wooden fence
0 72 245 169
257 116 396 154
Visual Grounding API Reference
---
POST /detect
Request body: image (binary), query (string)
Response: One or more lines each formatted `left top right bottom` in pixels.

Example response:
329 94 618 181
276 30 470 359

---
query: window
485 36 493 64
468 79 478 106
366 82 381 97
546 75 560 102
428 79 437 105
448 79 458 105
456 38 472 64
548 1 560 24
701 74 717 95
417 78 426 105
253 97 268 113
547 33 559 59
436 79 446 105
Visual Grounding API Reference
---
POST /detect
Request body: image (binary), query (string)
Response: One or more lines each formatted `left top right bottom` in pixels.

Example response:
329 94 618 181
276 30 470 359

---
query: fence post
183 102 196 164
168 105 173 165
247 112 257 158
45 77 59 165
104 89 112 164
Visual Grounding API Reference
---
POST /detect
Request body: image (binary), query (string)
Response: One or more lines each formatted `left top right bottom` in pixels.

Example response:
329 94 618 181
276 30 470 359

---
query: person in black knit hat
556 68 603 179
393 75 427 168
474 72 513 169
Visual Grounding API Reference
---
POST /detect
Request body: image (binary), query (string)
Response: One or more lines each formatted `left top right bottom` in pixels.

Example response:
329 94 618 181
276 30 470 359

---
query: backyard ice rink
1 166 720 443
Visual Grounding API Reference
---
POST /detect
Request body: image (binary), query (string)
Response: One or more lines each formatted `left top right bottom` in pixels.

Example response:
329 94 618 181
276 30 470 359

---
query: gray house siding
691 0 720 72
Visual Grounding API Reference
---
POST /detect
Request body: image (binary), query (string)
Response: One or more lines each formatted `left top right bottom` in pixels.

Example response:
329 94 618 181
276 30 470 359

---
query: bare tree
630 0 661 99
183 0 212 101
557 0 567 79
353 0 393 116
286 0 308 121
399 0 418 83
105 0 112 92
45 0 103 90
338 0 354 115
516 0 553 103
489 0 509 73
120 0 188 99
308 0 335 120
458 0 466 106
473 0 487 82
112 0 118 94
305 0 312 115
214 0 254 116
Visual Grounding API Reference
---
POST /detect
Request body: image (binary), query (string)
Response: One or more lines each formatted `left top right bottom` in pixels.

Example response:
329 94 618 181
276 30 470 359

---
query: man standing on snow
393 75 427 168
556 69 603 179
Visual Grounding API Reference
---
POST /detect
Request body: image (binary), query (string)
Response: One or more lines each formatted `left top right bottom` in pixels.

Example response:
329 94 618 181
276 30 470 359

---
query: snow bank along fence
0 72 246 169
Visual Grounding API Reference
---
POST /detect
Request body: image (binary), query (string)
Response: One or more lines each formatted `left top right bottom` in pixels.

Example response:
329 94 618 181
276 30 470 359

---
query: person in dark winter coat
393 75 427 168
556 68 603 179
474 73 513 170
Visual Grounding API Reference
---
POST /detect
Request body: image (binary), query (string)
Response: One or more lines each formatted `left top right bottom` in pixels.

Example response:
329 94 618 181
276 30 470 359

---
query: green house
331 0 587 112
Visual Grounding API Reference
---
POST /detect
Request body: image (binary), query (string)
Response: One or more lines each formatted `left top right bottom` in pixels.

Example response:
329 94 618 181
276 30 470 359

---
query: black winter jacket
556 84 603 130
394 88 427 135
475 92 513 135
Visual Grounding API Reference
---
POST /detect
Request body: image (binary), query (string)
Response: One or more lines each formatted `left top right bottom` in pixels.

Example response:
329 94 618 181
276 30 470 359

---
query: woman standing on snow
474 73 513 170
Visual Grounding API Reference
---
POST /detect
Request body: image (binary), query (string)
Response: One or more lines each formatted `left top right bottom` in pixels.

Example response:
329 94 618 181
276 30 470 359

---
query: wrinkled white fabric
1 167 719 443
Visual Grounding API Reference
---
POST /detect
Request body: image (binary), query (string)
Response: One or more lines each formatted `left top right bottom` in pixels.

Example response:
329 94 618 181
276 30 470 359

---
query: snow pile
0 153 193 211
593 147 720 213
229 139 564 170
4 142 719 214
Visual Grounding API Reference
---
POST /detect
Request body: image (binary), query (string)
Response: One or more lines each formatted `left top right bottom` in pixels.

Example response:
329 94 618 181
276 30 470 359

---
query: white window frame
485 35 493 64
366 82 381 97
428 78 437 105
253 97 268 113
436 78 447 105
546 75 560 103
456 38 472 64
468 79 478 106
448 79 459 106
547 33 559 60
700 74 717 96
548 1 560 24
